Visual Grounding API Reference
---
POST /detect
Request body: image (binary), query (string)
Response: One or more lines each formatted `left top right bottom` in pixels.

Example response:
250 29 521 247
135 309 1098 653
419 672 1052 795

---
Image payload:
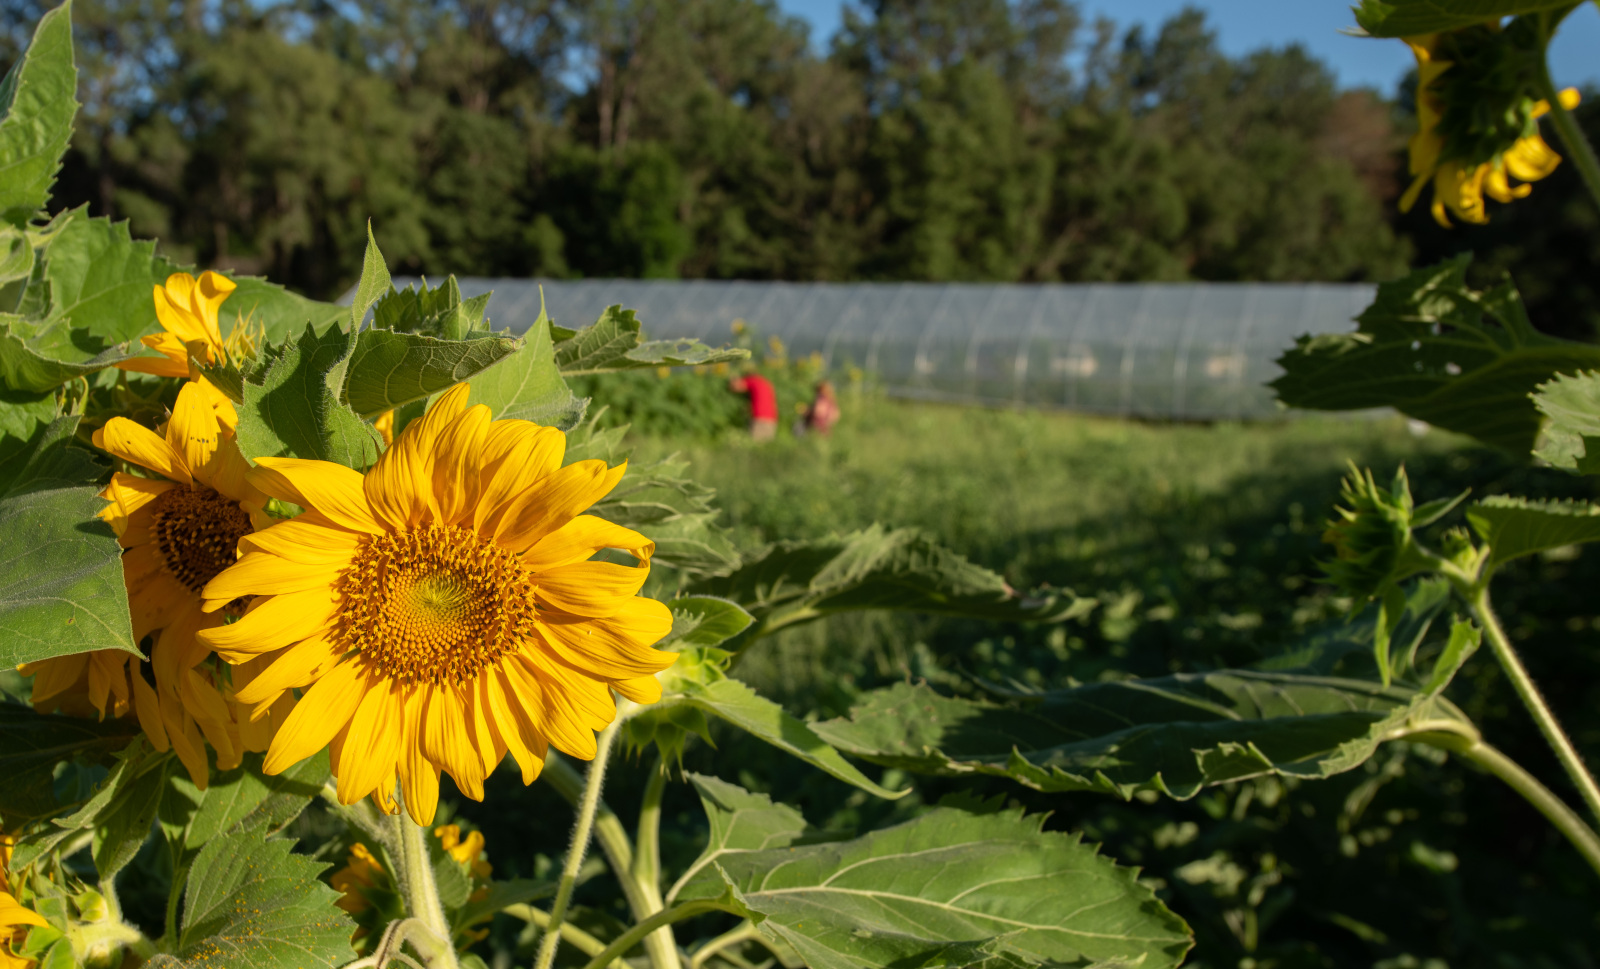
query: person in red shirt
729 373 778 440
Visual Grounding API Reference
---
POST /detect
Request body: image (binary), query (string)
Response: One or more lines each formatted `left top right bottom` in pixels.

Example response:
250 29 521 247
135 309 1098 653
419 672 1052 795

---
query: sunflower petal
265 658 369 775
336 678 404 804
493 460 625 552
535 561 650 618
234 635 343 708
249 458 383 534
522 515 654 571
95 417 190 484
203 551 349 605
200 586 339 658
168 382 223 482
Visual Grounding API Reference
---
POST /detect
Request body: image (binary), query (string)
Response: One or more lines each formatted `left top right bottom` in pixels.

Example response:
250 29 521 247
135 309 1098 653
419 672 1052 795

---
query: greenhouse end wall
370 278 1377 421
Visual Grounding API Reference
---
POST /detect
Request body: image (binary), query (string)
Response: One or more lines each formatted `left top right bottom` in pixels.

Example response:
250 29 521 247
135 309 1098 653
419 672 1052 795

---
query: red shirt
743 374 778 420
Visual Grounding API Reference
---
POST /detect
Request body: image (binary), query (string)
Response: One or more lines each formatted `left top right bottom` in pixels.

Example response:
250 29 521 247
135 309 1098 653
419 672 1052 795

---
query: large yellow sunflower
198 384 676 824
1399 34 1580 226
23 382 279 787
115 271 250 429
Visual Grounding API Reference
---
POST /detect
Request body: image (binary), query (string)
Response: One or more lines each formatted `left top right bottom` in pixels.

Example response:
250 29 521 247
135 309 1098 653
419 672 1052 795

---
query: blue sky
774 0 1600 95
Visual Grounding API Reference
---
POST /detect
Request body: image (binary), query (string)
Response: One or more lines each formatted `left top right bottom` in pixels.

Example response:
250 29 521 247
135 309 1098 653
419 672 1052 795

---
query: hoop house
380 279 1375 421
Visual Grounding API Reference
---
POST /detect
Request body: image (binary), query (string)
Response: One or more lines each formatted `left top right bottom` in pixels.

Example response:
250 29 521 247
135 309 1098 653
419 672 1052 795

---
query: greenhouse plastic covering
381 278 1377 420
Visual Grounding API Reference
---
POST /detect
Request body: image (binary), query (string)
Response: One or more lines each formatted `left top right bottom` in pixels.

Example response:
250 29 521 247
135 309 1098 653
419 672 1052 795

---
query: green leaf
342 328 521 418
692 525 1093 643
1466 495 1600 569
371 276 489 341
665 773 840 904
452 878 556 933
0 414 136 666
677 798 1193 969
812 671 1476 801
672 677 905 800
348 223 391 334
226 276 345 346
1353 0 1577 36
144 826 356 969
589 455 740 575
0 703 138 829
0 0 78 226
661 597 755 651
7 738 172 877
1272 257 1600 454
0 387 61 493
1532 370 1600 474
466 298 585 429
236 324 381 468
175 751 329 860
553 305 748 376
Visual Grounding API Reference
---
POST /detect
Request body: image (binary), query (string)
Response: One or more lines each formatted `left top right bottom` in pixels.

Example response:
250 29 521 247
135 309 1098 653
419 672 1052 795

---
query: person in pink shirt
729 373 778 440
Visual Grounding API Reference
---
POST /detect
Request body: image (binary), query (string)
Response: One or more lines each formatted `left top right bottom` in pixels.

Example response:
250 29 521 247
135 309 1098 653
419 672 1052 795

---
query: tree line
2 0 1595 338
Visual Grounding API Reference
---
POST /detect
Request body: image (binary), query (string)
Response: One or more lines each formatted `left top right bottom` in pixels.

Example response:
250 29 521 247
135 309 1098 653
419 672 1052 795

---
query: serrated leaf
553 305 748 376
586 453 741 576
0 704 138 829
1466 495 1600 569
812 671 1476 801
144 826 356 969
0 414 136 666
692 525 1092 643
677 799 1193 969
661 597 754 651
665 773 842 904
177 750 328 859
372 276 486 341
236 324 381 468
466 298 585 429
1533 370 1600 474
671 677 905 800
1353 0 1576 36
0 226 36 285
0 388 60 493
225 277 345 346
91 743 178 878
348 223 391 334
0 0 77 227
1272 257 1600 454
343 328 521 418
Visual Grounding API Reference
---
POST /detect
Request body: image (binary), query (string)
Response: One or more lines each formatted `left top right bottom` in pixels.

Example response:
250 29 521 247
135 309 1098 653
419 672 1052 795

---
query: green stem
394 811 460 969
534 719 622 969
504 904 631 969
1468 589 1600 824
577 901 724 969
1413 732 1600 881
689 921 764 969
1534 22 1600 215
631 759 682 969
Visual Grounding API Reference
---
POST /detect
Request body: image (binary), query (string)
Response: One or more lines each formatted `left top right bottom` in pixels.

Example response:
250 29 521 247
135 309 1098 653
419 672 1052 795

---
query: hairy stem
504 904 630 969
631 759 682 969
534 719 622 969
394 812 460 969
1535 17 1600 214
1413 732 1600 881
578 900 724 969
1468 589 1600 824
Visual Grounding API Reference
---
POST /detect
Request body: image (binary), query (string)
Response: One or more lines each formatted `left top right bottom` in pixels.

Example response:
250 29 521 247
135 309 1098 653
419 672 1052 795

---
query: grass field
455 397 1599 968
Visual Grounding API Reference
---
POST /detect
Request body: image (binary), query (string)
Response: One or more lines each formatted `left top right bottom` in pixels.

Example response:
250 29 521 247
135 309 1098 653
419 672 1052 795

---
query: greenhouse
385 278 1377 420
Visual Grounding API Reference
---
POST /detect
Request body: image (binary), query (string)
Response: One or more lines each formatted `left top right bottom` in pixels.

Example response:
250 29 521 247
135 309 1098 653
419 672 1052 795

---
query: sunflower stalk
535 709 627 969
392 811 460 969
1534 56 1600 215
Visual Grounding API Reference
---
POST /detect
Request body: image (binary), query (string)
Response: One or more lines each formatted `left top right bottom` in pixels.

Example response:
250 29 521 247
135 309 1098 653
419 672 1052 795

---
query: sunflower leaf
552 305 748 376
144 825 356 969
660 597 754 651
0 705 140 832
690 524 1092 644
675 677 906 800
371 276 489 341
1272 256 1600 454
811 669 1477 801
465 293 585 429
1466 495 1600 570
163 751 329 865
1532 370 1600 474
342 328 521 418
675 795 1193 968
0 414 136 666
1353 0 1578 36
0 0 78 227
236 323 381 468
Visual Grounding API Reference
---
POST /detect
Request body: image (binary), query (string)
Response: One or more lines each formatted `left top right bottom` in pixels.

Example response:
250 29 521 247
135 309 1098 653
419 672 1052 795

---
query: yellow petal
131 671 171 751
264 658 369 774
233 635 342 707
202 550 349 605
471 422 567 534
200 586 340 658
167 382 224 484
612 675 663 704
432 404 492 525
421 685 487 800
522 515 654 572
249 458 383 534
535 561 650 618
534 596 676 678
494 461 629 553
400 689 442 824
335 678 404 804
95 417 190 484
116 353 191 378
238 515 363 563
485 669 547 784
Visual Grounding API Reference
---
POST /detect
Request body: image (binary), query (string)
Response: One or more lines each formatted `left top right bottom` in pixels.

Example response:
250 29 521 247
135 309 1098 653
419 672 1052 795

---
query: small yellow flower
373 410 396 447
434 824 492 880
116 271 249 428
331 843 386 917
23 383 279 788
1399 34 1580 227
198 383 677 824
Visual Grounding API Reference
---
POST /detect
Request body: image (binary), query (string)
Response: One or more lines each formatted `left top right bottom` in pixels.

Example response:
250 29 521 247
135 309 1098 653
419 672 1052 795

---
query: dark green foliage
1 0 1409 297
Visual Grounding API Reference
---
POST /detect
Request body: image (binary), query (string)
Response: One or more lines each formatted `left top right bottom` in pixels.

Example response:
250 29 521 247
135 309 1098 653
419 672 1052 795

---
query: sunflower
198 383 676 824
1399 33 1581 226
435 824 491 880
115 271 253 429
22 382 279 788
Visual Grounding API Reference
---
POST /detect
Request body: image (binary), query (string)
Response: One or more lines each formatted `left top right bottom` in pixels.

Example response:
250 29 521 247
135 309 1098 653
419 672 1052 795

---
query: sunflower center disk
150 487 254 593
339 524 537 686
